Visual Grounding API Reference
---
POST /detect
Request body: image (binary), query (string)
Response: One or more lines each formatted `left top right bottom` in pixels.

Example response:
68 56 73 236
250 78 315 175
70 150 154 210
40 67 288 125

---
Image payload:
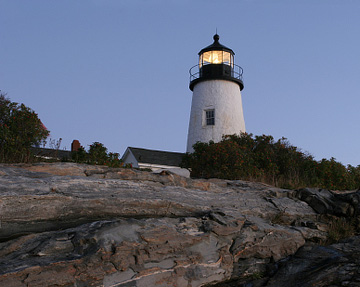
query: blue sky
1 0 359 166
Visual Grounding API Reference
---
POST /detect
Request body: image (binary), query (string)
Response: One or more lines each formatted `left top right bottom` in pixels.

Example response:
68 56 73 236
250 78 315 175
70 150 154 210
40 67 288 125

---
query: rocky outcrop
266 236 360 287
0 163 359 286
212 236 360 287
295 187 360 217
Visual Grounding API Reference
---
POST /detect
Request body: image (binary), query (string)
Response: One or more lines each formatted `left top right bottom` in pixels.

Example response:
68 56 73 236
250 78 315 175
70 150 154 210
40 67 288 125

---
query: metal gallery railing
189 63 243 82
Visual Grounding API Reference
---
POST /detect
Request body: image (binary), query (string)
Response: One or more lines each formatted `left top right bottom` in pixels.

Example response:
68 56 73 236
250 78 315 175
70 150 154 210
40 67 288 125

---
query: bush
0 93 49 163
71 146 87 163
107 152 123 168
71 142 124 168
88 142 108 165
182 133 360 190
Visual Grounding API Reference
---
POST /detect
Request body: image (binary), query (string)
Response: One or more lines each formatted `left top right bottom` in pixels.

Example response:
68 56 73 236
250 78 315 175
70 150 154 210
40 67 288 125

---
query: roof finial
214 28 219 42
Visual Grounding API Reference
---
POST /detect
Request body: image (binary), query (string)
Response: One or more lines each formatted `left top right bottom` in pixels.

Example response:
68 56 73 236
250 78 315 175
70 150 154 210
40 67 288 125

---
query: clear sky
1 0 359 166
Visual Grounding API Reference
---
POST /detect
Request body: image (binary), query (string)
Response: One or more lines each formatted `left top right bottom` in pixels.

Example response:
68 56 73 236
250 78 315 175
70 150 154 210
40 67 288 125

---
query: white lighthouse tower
186 34 246 153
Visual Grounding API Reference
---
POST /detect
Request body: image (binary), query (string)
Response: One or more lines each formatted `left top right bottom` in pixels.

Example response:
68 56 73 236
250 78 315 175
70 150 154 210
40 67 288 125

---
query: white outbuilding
121 147 189 177
186 34 245 152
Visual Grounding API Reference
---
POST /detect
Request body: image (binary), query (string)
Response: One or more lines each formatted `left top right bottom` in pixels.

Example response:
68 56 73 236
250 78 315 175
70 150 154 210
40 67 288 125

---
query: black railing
189 63 243 82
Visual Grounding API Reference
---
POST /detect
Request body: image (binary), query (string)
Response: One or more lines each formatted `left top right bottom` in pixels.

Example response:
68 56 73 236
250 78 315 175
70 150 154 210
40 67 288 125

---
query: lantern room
189 34 244 91
198 34 234 67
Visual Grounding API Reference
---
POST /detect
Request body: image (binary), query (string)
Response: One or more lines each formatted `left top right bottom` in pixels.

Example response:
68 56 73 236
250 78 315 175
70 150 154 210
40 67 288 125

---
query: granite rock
0 163 358 286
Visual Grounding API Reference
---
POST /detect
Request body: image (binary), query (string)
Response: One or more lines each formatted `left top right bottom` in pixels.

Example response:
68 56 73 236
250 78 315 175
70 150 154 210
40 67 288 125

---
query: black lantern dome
189 34 244 91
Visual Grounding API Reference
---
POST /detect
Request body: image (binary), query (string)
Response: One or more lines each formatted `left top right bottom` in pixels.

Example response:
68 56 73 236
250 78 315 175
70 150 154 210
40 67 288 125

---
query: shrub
106 152 123 168
71 146 87 163
0 93 49 163
88 142 108 165
71 142 124 168
182 133 360 190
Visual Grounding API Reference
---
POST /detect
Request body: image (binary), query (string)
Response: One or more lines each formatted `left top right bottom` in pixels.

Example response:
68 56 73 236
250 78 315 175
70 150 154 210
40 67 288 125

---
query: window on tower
205 109 215 126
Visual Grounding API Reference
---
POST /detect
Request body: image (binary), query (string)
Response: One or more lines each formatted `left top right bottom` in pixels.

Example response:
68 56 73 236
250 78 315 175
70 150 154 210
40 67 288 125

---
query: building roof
199 34 235 55
31 147 72 160
125 147 185 167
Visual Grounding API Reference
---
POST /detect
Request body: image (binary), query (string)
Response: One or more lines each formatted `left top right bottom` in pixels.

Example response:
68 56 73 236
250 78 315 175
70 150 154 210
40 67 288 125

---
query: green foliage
71 142 124 168
0 93 49 163
107 152 123 168
71 146 87 163
88 142 108 165
182 133 360 190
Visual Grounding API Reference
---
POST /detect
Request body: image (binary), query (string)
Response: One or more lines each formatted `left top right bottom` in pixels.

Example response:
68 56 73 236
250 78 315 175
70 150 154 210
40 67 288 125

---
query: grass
324 217 356 245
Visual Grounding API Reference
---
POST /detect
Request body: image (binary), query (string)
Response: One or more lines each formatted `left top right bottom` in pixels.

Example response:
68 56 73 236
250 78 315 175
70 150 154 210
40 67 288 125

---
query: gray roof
31 147 72 160
127 147 185 167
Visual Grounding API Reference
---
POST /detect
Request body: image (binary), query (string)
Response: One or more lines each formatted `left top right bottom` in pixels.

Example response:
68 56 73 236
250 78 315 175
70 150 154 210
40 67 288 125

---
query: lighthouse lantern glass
199 50 233 68
223 52 233 67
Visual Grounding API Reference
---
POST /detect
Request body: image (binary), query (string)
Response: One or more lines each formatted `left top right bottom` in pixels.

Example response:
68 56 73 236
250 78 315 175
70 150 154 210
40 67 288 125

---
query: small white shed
121 147 187 174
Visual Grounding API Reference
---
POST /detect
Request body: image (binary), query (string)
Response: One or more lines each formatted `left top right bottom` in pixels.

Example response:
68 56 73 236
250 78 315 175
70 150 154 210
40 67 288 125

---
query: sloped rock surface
0 163 358 286
211 236 360 287
295 187 360 217
266 236 360 287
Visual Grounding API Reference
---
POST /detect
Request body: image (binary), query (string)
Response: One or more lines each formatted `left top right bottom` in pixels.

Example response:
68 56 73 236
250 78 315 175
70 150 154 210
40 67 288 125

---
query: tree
0 93 49 162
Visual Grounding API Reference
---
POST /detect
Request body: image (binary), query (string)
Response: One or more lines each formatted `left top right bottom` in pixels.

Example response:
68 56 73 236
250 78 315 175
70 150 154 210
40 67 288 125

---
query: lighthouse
186 34 245 153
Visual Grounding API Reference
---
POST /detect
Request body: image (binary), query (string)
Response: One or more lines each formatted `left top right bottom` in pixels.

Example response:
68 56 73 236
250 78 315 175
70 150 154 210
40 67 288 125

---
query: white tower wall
186 79 245 153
